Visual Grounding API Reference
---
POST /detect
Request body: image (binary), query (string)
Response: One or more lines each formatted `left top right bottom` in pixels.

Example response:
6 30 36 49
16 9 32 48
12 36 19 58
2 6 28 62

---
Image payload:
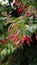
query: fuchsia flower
26 12 33 17
26 38 30 46
15 28 18 33
16 39 20 45
23 5 27 8
17 8 22 13
28 35 33 42
16 38 20 48
22 35 27 43
26 9 33 17
17 5 26 13
22 35 33 46
14 1 21 6
1 39 6 44
13 28 19 42
13 33 18 42
26 36 33 46
8 33 18 41
35 33 37 40
8 28 19 42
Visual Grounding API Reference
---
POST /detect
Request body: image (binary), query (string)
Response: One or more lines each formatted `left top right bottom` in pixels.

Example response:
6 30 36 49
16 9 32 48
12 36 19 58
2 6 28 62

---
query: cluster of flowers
13 0 27 15
0 0 37 49
0 27 37 48
13 0 37 17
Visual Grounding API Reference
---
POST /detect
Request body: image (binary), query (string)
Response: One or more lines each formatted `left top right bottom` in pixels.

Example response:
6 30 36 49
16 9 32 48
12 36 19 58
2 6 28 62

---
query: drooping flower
22 35 27 43
26 35 33 46
26 9 33 17
16 39 20 45
26 12 33 17
14 1 21 6
15 28 18 34
28 35 33 42
16 38 20 48
17 8 22 13
26 39 30 46
1 39 6 44
17 5 26 14
13 33 18 42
